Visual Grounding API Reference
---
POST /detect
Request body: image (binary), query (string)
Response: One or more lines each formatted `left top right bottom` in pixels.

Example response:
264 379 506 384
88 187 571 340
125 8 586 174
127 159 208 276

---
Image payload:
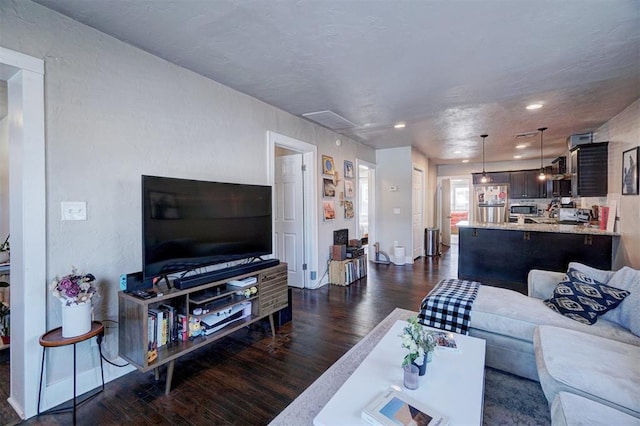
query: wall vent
301 110 357 130
514 131 539 139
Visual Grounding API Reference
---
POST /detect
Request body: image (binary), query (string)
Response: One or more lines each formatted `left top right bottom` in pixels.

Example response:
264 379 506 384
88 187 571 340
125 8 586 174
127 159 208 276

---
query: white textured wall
0 0 375 394
597 98 640 268
376 147 413 256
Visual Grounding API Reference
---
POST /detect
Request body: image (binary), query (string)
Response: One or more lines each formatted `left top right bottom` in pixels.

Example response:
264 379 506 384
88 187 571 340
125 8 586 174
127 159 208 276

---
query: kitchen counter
457 222 619 293
457 220 619 236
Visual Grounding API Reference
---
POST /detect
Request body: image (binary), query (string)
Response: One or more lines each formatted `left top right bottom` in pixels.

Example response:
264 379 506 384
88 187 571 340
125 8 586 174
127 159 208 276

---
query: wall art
323 178 336 197
622 147 638 195
322 155 335 175
323 200 336 221
344 180 354 198
344 200 354 219
344 160 354 178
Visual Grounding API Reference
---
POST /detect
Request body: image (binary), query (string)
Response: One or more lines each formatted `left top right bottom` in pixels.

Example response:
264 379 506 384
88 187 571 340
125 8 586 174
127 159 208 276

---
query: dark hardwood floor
3 246 458 425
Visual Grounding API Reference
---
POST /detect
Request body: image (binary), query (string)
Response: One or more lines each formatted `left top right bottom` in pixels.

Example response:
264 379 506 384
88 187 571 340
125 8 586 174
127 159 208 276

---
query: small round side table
37 321 105 424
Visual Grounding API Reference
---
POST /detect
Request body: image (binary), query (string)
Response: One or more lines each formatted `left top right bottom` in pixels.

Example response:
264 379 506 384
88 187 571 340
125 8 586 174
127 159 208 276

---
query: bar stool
38 321 105 424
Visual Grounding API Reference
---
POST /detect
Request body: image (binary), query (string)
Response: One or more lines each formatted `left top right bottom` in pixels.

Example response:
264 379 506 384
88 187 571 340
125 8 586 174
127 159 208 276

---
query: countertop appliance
558 208 578 224
509 204 538 223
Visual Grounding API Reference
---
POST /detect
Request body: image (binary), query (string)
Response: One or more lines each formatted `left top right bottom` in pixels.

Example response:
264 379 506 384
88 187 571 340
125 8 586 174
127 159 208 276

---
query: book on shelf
148 308 165 347
362 388 449 426
147 311 157 346
159 303 179 342
177 313 188 341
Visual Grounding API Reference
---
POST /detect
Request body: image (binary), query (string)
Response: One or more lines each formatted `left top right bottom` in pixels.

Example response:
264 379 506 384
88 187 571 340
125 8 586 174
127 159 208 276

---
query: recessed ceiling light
514 155 523 159
394 122 406 129
453 150 462 154
516 144 527 149
462 159 469 163
526 103 543 110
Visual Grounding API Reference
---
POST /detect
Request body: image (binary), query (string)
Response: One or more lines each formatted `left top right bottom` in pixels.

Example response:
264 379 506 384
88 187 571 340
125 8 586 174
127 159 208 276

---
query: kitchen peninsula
457 221 620 294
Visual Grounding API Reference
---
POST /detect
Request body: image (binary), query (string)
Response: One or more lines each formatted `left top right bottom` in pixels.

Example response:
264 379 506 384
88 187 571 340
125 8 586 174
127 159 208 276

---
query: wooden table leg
269 313 276 338
165 360 175 395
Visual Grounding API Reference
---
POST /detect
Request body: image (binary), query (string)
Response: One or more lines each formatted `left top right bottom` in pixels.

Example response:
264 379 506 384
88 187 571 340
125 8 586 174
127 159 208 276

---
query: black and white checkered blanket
418 278 481 335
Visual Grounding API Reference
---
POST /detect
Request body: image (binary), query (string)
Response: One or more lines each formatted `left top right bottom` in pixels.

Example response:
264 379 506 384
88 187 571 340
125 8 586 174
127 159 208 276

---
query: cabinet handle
472 229 478 237
584 235 593 246
523 232 530 241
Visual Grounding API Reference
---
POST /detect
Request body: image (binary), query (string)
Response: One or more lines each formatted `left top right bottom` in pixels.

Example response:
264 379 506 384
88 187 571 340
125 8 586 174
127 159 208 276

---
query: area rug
269 308 550 426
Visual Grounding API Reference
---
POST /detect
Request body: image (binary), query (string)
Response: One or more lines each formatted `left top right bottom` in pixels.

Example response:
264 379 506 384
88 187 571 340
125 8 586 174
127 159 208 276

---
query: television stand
118 262 287 394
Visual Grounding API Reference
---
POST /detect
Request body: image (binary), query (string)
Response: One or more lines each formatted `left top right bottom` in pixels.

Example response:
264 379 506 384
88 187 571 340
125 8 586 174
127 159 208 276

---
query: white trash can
393 246 406 265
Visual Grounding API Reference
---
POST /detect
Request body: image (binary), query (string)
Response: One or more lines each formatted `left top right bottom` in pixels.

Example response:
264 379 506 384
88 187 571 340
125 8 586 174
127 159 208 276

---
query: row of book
344 255 367 283
148 304 188 350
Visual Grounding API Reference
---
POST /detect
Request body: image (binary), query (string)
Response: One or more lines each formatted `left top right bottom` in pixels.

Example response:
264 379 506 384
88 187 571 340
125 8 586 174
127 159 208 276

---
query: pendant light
538 127 547 181
480 134 489 183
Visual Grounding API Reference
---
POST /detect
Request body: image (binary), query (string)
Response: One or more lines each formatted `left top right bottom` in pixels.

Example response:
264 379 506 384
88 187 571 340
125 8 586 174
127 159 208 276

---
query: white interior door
412 168 424 259
274 154 305 288
441 178 452 246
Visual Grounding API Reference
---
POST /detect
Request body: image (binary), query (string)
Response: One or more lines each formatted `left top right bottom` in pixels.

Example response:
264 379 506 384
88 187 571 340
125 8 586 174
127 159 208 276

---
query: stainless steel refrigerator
474 184 508 223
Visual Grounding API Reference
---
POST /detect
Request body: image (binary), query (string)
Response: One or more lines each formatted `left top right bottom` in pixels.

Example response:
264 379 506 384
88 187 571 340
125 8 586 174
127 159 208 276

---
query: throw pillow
600 267 640 337
543 267 630 325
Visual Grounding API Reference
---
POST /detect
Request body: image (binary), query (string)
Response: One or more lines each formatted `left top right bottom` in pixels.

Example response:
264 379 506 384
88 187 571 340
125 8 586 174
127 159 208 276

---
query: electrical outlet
61 201 87 221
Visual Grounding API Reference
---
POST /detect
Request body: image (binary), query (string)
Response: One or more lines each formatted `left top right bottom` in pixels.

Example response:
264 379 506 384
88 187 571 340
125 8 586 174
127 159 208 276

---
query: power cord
95 320 130 368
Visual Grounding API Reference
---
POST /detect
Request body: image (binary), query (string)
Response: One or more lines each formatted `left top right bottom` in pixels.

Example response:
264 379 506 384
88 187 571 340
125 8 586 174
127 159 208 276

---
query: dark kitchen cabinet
458 227 616 294
570 142 608 197
472 172 511 185
510 169 544 199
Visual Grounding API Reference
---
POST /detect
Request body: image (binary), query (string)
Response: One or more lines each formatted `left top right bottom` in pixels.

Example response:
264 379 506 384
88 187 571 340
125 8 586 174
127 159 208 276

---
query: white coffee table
313 320 486 425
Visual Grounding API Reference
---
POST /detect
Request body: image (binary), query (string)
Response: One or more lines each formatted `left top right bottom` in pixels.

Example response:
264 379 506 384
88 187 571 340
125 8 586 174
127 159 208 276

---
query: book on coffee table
362 387 449 426
433 331 459 352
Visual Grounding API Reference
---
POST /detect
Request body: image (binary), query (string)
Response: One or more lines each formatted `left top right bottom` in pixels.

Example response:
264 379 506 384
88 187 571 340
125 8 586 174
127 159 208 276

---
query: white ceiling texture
34 0 640 165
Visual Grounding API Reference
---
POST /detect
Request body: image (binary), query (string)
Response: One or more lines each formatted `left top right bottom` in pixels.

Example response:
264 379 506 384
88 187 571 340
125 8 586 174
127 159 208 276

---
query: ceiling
34 0 640 165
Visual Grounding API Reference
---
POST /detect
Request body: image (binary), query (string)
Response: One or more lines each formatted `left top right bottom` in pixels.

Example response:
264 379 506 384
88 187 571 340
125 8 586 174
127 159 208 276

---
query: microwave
510 205 538 216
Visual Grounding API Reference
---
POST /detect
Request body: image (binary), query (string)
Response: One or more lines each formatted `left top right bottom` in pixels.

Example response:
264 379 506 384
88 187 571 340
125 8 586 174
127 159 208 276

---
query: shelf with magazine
329 253 367 286
118 262 288 394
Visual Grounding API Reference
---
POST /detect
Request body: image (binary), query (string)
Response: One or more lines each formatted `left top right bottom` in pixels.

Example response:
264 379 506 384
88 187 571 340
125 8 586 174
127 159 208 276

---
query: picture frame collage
322 155 355 221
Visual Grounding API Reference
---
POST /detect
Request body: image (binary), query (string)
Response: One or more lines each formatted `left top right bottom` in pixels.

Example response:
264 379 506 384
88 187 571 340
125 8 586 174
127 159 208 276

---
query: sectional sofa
467 262 640 423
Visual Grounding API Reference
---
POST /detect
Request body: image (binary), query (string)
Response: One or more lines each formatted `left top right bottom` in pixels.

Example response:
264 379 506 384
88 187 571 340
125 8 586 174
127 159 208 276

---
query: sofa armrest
528 269 564 299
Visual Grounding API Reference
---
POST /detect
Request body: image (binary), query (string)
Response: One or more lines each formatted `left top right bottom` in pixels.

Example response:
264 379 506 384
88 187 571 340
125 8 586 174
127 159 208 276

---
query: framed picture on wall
344 200 354 219
344 160 354 178
322 155 335 175
323 178 336 197
622 147 639 195
323 201 336 221
344 180 354 198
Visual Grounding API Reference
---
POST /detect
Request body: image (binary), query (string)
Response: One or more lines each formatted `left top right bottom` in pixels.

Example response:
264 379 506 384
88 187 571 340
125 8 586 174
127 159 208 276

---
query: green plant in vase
400 317 436 375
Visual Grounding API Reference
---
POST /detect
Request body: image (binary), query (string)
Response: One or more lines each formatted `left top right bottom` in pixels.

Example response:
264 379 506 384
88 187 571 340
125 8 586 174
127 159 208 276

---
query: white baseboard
38 358 135 413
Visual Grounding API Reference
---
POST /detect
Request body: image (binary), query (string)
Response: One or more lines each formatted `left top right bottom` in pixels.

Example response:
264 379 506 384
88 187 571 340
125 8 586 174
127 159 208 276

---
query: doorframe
412 165 425 260
355 159 376 261
266 131 319 288
0 46 46 419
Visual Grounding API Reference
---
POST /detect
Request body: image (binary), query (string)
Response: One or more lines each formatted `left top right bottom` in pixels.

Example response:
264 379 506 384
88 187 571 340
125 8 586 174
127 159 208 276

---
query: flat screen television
142 175 273 280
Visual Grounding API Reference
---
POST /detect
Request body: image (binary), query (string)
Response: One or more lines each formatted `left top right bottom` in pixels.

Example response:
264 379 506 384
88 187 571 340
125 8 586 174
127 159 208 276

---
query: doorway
412 167 425 259
1 46 46 419
268 132 318 289
356 160 376 260
439 177 470 246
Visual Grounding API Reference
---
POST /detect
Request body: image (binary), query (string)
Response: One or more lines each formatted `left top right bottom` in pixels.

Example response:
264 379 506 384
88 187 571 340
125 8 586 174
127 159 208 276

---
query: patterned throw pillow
543 267 630 325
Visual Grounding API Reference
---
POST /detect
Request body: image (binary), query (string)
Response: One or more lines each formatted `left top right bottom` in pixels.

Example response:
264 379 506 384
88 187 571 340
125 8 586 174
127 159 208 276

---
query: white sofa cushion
470 285 640 346
534 326 640 419
551 392 640 426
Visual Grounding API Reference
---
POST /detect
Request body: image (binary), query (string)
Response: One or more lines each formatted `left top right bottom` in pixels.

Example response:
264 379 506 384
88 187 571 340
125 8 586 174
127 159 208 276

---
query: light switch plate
61 202 87 221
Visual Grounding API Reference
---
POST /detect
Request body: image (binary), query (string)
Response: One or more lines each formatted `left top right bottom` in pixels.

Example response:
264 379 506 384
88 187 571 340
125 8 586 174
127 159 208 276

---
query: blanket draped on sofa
418 278 480 334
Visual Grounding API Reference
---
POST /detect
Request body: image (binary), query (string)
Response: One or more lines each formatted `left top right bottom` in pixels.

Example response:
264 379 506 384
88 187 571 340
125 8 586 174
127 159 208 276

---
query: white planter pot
61 302 92 338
